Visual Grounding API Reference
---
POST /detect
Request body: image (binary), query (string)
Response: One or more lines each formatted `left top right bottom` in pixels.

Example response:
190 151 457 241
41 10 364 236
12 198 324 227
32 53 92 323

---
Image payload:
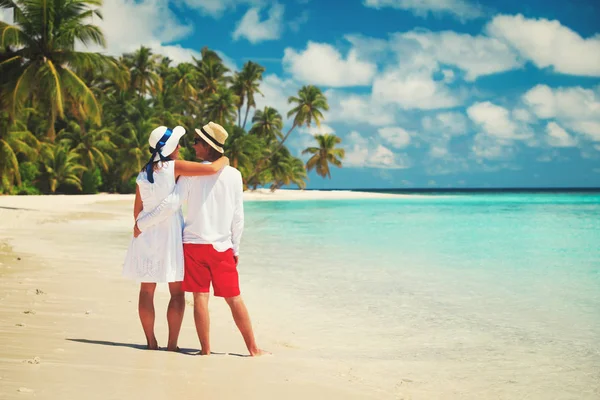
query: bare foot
166 346 180 352
147 338 159 350
199 349 210 356
249 348 270 357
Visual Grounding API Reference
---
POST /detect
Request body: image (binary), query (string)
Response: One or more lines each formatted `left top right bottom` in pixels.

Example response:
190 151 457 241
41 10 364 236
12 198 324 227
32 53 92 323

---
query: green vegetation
0 0 345 195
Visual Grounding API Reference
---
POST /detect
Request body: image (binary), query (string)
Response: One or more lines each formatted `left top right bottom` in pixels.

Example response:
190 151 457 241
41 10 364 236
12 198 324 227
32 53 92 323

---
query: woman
122 125 229 351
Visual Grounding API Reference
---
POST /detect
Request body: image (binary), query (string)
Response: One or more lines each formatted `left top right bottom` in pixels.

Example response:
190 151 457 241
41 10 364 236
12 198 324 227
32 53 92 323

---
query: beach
0 192 399 400
1 191 599 400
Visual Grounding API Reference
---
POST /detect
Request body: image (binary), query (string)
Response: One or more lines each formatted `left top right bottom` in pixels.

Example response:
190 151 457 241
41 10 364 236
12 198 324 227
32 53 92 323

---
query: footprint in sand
18 387 34 393
16 323 25 327
23 310 36 315
35 289 45 295
23 357 41 364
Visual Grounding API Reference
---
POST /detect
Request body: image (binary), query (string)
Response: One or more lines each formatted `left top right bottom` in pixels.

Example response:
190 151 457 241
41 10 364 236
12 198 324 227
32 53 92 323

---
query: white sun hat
194 122 228 154
148 125 186 161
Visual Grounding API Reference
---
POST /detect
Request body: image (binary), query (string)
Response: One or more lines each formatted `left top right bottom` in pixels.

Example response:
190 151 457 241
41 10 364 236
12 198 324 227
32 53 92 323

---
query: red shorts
182 244 240 297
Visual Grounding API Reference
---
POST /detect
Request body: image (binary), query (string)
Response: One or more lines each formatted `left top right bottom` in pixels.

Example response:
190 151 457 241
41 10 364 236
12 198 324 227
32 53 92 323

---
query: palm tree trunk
238 106 242 127
242 104 251 130
47 107 57 143
273 124 296 155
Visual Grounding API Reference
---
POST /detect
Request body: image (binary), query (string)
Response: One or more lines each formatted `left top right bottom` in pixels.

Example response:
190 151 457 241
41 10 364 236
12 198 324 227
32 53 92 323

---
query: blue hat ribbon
145 128 173 183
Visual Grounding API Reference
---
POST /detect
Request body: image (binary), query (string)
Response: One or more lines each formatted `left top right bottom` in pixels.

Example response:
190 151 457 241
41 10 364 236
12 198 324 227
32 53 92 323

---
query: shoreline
0 189 421 208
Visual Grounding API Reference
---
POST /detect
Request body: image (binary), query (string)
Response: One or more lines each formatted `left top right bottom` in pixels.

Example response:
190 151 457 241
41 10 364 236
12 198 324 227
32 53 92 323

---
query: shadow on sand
66 338 248 357
0 206 37 211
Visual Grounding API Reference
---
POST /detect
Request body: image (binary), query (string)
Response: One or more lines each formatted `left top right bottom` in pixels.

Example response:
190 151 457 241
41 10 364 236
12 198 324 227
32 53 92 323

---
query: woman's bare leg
139 283 158 350
167 282 186 351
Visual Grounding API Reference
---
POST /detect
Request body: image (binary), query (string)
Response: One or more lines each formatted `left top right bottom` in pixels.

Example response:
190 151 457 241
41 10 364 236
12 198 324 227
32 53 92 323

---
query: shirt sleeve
136 177 190 232
231 172 244 256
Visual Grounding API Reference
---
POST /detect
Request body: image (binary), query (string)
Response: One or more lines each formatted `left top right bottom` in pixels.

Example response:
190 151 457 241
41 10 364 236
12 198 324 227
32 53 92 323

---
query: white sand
0 193 401 400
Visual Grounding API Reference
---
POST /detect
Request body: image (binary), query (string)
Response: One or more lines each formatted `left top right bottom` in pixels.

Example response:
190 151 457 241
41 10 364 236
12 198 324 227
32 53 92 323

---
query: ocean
239 191 600 398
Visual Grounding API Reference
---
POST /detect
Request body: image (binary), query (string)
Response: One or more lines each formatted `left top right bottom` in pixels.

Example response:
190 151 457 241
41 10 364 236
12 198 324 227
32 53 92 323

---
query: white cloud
421 112 469 161
442 69 455 83
523 84 600 141
422 111 468 136
378 127 411 148
487 14 600 77
546 122 577 148
372 145 402 168
72 0 199 64
300 124 336 136
394 30 522 80
254 74 299 122
232 4 284 44
512 108 535 123
363 0 484 22
471 133 514 160
152 45 200 64
283 41 377 87
343 131 408 169
467 101 531 140
344 34 392 62
523 85 600 120
181 0 262 17
429 146 448 158
466 101 538 161
324 90 396 127
372 69 462 110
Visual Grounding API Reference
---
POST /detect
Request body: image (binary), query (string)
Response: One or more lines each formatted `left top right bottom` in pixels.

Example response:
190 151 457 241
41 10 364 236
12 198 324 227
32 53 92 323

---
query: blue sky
4 0 600 188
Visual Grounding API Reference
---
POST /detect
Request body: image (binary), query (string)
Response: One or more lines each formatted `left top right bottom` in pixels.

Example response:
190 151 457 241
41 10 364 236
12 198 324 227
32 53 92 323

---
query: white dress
122 161 184 283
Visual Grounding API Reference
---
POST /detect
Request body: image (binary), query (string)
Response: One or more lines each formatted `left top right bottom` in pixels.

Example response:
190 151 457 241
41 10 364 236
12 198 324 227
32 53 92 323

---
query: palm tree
122 46 162 97
231 73 245 127
204 86 239 126
223 125 262 170
288 157 308 189
0 111 39 192
110 97 160 185
250 106 283 143
194 47 232 98
57 121 115 171
173 62 199 100
281 85 329 150
239 61 265 130
302 134 345 179
267 148 307 191
0 0 117 141
39 144 86 193
246 86 329 181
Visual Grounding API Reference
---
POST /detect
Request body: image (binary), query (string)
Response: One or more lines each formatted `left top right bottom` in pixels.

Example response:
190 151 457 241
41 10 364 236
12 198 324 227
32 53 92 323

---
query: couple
122 122 267 357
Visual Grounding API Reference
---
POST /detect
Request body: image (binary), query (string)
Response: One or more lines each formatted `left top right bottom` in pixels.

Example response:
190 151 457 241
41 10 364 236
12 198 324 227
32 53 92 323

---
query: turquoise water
240 193 600 397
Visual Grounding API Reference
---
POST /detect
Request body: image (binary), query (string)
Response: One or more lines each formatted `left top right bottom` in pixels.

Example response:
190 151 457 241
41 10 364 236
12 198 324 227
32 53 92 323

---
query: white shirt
136 164 244 256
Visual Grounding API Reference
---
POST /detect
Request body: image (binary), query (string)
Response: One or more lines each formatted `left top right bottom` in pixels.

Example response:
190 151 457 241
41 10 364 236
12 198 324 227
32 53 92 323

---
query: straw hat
194 122 228 154
148 126 186 161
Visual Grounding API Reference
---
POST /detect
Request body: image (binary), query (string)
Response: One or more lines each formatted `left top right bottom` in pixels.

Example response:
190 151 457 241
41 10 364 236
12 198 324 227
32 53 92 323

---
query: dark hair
200 141 223 162
140 159 171 174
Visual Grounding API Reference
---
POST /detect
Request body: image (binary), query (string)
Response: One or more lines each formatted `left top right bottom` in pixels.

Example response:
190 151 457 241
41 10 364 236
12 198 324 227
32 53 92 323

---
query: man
136 122 267 357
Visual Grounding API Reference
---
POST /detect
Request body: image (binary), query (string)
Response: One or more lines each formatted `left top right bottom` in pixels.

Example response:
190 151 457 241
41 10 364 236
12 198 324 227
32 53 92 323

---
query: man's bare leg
224 296 268 356
138 283 158 350
166 282 185 352
193 292 211 355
